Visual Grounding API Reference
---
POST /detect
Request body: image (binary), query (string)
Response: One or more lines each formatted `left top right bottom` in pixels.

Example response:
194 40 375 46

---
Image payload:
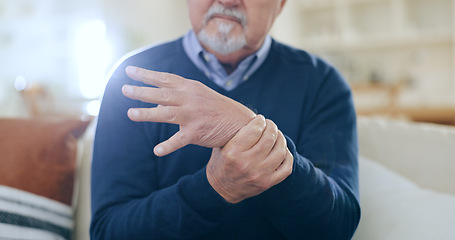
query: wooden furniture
352 82 455 125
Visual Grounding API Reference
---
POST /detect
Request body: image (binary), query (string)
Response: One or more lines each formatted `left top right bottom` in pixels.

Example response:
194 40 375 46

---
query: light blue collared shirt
182 30 272 91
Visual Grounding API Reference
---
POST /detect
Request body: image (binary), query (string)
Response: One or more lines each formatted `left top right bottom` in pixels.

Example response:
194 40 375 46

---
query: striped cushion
0 185 73 240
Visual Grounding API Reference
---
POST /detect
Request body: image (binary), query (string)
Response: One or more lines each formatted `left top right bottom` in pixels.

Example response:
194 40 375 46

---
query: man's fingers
154 131 190 157
224 115 266 152
267 132 293 183
127 106 180 124
122 84 182 106
248 119 279 159
262 130 287 169
126 66 184 88
271 149 293 183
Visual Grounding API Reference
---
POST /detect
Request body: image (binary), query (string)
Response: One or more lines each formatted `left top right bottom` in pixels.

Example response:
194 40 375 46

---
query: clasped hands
122 66 293 203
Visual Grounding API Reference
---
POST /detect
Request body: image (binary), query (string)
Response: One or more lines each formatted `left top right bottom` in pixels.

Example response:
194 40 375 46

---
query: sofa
353 117 455 240
1 116 454 239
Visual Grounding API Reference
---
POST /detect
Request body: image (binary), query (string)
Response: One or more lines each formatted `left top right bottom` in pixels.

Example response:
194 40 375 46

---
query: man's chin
197 30 247 56
205 20 238 35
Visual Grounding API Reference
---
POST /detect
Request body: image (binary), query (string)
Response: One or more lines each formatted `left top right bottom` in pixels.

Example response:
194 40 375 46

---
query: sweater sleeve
90 67 233 239
255 64 360 240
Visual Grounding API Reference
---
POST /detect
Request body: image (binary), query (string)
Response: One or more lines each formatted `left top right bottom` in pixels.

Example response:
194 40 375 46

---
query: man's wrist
206 159 242 204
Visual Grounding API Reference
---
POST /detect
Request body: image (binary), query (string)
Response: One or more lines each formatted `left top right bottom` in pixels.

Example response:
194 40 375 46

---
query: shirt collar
183 30 271 90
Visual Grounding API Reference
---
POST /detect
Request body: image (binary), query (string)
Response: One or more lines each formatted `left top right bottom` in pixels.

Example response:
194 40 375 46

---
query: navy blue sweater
91 38 360 240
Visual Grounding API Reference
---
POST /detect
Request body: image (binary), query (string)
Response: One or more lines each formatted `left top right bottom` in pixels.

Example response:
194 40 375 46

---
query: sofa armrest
74 123 95 240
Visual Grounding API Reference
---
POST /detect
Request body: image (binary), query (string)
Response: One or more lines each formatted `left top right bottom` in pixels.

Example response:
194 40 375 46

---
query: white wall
0 0 192 117
1 0 454 118
99 0 191 55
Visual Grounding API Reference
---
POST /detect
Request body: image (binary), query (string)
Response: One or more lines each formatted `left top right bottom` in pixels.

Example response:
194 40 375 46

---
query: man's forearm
254 139 361 240
91 168 232 240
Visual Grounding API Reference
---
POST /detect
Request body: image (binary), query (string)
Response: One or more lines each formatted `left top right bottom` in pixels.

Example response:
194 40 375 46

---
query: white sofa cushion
354 156 455 240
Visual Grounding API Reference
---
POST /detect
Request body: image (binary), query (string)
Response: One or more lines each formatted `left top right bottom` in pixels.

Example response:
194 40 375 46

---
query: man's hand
122 66 256 156
206 115 294 204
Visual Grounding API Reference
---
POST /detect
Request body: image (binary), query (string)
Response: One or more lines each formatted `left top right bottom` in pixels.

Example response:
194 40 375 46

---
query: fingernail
122 85 133 94
128 109 140 118
126 66 137 75
155 146 164 156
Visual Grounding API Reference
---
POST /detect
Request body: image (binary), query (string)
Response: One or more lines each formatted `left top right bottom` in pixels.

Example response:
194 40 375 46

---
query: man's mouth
210 14 241 24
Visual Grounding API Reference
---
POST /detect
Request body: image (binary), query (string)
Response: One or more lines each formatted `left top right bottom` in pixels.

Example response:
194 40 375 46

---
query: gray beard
197 21 247 56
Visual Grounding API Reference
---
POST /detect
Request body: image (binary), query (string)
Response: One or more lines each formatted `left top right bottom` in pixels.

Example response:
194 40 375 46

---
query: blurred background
1 0 454 125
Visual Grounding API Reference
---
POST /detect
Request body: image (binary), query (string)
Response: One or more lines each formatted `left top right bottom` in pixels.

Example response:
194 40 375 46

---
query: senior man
90 0 360 239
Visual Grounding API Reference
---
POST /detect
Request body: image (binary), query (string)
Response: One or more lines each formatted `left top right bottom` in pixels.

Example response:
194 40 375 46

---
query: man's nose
217 0 241 8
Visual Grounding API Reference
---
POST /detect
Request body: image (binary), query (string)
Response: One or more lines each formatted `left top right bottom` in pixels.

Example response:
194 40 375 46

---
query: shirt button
226 80 233 87
243 75 249 81
203 54 210 62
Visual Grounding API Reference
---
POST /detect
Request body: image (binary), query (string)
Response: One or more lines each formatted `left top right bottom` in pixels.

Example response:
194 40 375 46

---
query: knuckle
159 72 178 86
251 125 264 136
136 87 145 97
186 80 206 94
221 148 237 161
177 131 188 146
193 120 209 133
263 132 277 147
265 119 277 129
266 120 278 137
134 109 148 121
165 107 178 122
232 159 248 174
286 165 293 176
254 115 267 127
186 130 199 145
188 79 203 88
250 146 265 157
277 146 287 159
141 88 152 100
286 154 294 174
272 152 287 167
238 163 250 176
160 89 171 102
281 155 293 177
161 72 172 82
129 86 141 97
247 172 261 183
